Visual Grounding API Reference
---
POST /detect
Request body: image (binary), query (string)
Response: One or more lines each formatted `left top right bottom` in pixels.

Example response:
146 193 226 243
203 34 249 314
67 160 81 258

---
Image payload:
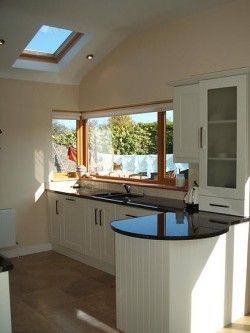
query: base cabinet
61 196 85 253
47 192 159 273
0 272 12 333
115 222 250 333
85 200 115 266
47 192 64 245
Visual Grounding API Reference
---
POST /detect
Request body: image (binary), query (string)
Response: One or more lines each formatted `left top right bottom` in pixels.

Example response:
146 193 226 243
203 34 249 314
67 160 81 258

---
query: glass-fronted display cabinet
207 86 237 189
199 73 249 216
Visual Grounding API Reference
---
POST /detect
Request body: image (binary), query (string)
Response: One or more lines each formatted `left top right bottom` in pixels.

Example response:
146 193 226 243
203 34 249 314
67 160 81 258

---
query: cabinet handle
56 200 59 215
100 209 103 226
95 208 98 225
209 203 230 209
66 198 76 202
125 214 138 218
200 127 204 148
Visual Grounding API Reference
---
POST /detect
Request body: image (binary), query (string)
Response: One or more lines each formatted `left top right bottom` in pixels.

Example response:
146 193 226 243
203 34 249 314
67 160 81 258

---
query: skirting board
1 242 115 276
52 244 115 276
0 242 52 258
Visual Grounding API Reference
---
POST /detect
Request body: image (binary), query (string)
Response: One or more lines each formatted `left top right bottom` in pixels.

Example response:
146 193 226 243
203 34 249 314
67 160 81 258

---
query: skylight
19 25 83 64
25 25 73 55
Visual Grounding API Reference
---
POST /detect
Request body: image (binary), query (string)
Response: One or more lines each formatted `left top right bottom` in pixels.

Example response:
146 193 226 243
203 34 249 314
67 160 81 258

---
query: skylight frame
20 29 83 64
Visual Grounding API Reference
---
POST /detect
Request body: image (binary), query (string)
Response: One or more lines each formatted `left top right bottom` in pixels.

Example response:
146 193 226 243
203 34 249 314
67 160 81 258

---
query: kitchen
1 0 250 332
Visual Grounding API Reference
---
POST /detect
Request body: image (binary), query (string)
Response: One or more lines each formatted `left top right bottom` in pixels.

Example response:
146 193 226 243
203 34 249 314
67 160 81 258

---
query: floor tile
9 251 119 333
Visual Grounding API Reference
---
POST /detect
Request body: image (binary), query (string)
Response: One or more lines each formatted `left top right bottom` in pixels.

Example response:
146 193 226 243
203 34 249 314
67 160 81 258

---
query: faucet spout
123 184 131 194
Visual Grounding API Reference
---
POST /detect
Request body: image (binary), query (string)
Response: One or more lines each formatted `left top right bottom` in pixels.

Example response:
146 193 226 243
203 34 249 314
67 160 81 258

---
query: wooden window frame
20 32 83 64
78 108 179 187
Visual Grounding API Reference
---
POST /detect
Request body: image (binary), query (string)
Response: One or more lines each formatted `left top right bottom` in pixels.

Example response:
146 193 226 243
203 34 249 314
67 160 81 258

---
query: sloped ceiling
0 0 234 85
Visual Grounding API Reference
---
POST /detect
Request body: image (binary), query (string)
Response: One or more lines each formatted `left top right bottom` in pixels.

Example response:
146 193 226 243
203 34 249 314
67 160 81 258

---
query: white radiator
0 209 16 249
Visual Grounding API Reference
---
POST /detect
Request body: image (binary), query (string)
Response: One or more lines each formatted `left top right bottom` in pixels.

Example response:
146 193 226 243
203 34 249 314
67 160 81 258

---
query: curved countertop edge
110 224 229 240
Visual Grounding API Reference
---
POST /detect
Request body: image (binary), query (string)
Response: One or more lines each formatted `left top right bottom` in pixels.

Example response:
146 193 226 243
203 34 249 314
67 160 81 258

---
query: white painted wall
79 0 250 110
0 78 78 248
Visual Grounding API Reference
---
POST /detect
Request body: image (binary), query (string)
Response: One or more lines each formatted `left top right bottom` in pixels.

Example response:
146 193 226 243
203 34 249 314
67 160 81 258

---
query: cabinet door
61 197 85 253
199 75 247 200
85 200 101 260
99 202 116 265
173 84 199 163
47 192 63 245
85 200 116 265
116 205 158 220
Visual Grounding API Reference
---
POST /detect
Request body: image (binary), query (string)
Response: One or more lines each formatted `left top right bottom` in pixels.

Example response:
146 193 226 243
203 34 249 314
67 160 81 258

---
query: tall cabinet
171 69 250 216
199 74 249 216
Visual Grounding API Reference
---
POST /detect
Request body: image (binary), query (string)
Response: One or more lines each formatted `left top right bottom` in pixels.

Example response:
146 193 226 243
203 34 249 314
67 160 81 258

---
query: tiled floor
9 250 250 333
216 315 250 333
9 251 120 333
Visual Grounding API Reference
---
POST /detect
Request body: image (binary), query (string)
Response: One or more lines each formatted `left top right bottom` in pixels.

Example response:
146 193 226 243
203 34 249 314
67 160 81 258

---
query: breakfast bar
111 211 250 333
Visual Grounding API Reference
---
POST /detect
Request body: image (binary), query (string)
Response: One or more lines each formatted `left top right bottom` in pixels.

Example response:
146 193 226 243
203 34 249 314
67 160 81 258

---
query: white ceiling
0 0 234 85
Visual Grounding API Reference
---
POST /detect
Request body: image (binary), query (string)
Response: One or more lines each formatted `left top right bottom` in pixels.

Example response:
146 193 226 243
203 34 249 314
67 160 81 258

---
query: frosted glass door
207 86 237 188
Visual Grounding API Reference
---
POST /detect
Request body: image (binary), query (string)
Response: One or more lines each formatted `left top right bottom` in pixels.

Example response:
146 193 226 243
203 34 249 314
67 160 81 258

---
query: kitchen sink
93 191 125 198
93 192 144 201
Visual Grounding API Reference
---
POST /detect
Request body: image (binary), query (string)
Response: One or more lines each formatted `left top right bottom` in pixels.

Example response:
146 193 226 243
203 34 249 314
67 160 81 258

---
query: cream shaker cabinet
47 192 85 252
47 192 64 245
85 199 115 266
199 74 250 216
171 69 250 216
61 196 85 253
173 83 199 163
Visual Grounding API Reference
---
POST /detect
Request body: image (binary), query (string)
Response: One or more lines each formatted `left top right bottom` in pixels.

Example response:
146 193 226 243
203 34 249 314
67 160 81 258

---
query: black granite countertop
0 255 14 272
47 188 184 212
111 210 249 240
47 188 249 240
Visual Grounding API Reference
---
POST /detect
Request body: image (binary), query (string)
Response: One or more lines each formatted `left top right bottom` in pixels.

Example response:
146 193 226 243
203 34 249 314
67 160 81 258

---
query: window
88 112 158 179
86 110 188 184
20 25 83 64
52 102 189 186
52 118 78 177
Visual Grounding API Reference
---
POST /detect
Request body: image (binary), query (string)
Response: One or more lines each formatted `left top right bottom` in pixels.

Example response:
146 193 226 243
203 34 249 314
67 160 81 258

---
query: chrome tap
123 184 131 194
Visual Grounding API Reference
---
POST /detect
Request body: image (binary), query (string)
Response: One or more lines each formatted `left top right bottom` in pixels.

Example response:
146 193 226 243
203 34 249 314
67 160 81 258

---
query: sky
25 25 72 54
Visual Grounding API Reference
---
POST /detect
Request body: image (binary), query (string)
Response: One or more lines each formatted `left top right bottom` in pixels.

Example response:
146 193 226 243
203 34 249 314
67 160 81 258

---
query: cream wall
1 0 250 253
79 0 250 109
0 78 78 249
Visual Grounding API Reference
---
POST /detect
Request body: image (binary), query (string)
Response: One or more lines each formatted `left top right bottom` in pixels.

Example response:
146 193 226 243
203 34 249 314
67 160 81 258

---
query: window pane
52 119 77 174
25 25 73 55
88 113 158 180
165 110 189 179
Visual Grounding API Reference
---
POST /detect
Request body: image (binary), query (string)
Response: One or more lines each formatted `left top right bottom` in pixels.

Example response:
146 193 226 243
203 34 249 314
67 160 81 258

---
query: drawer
199 195 245 216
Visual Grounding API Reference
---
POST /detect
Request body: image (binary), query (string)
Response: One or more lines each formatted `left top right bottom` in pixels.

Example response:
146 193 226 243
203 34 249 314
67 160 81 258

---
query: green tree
166 122 173 154
110 123 152 155
137 122 158 154
108 115 135 127
88 116 173 156
52 121 76 147
52 120 67 135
